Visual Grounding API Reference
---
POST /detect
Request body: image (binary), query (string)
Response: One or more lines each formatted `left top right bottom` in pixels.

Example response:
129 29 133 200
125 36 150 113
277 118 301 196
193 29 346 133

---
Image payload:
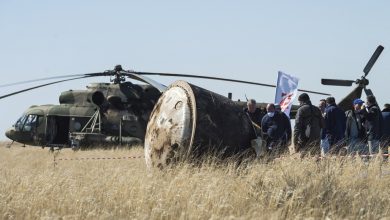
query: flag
274 71 299 118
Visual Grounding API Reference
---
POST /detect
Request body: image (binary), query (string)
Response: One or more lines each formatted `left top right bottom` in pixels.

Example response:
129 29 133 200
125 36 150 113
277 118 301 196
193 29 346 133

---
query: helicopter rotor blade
364 87 374 97
363 45 384 77
0 72 106 88
121 72 167 93
134 72 277 88
0 69 168 99
135 71 331 96
0 75 96 100
321 79 355 86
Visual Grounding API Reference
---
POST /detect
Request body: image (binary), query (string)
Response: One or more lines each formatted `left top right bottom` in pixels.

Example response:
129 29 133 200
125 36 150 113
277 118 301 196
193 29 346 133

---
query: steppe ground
1 141 390 220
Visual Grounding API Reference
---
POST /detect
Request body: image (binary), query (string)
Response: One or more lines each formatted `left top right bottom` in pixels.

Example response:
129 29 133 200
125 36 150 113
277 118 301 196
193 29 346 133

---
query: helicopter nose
5 128 15 140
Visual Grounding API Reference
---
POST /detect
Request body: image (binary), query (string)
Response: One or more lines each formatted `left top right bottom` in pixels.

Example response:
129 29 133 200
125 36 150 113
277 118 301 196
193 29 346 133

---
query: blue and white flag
274 71 299 118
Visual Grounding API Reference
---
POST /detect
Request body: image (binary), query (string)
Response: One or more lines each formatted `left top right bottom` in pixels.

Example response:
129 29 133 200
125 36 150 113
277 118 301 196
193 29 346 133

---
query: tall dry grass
1 142 390 219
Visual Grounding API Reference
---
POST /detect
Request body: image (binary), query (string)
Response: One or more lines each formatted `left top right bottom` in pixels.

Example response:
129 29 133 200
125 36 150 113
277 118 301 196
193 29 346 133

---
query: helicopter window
15 115 39 132
15 115 28 131
23 115 38 132
73 122 82 131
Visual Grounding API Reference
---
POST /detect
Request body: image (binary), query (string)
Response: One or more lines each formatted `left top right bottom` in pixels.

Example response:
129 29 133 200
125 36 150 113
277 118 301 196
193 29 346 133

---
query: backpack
304 105 323 139
304 105 314 139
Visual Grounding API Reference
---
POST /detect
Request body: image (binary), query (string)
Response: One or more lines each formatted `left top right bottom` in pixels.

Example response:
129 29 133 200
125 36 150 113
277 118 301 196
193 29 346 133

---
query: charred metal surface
145 80 256 168
144 82 195 168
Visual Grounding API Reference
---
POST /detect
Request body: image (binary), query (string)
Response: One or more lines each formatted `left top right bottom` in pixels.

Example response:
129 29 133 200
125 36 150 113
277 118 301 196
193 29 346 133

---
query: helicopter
3 65 165 149
1 65 329 149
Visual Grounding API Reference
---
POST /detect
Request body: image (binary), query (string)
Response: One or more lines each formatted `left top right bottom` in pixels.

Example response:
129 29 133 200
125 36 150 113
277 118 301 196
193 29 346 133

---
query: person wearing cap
322 97 346 153
362 95 383 154
261 103 291 155
345 98 366 154
293 93 324 154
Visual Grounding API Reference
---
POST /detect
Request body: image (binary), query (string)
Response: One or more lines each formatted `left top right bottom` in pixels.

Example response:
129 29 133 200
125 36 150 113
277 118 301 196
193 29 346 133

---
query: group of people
245 99 291 155
245 93 390 156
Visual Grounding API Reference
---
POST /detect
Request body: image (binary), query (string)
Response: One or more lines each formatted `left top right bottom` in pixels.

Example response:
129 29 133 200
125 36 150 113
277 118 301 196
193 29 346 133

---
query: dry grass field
1 142 390 219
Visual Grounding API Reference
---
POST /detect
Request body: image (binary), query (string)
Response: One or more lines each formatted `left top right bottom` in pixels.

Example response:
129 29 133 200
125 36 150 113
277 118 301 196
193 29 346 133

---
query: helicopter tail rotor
321 45 384 87
321 45 384 111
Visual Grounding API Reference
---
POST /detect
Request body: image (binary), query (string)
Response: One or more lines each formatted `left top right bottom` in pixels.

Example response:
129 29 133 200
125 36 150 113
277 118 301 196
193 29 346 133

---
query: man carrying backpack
293 93 324 154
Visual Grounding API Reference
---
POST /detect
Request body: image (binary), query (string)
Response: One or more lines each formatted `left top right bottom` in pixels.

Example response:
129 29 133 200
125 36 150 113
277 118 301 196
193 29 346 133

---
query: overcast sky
1 1 389 140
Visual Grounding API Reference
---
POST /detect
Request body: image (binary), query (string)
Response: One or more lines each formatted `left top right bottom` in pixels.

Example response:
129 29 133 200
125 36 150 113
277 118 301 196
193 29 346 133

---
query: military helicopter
2 65 330 149
2 65 165 149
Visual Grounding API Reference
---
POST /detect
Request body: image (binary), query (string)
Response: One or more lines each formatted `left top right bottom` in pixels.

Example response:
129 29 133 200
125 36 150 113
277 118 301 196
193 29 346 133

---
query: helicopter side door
46 116 70 145
45 115 91 146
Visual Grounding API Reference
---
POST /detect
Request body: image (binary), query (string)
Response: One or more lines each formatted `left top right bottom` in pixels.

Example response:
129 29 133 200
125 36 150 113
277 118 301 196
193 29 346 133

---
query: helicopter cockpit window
15 115 27 131
14 114 39 132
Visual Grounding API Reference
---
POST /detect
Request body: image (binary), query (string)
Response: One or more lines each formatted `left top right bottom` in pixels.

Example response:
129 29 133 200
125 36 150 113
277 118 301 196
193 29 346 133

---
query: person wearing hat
345 98 366 154
293 93 324 154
